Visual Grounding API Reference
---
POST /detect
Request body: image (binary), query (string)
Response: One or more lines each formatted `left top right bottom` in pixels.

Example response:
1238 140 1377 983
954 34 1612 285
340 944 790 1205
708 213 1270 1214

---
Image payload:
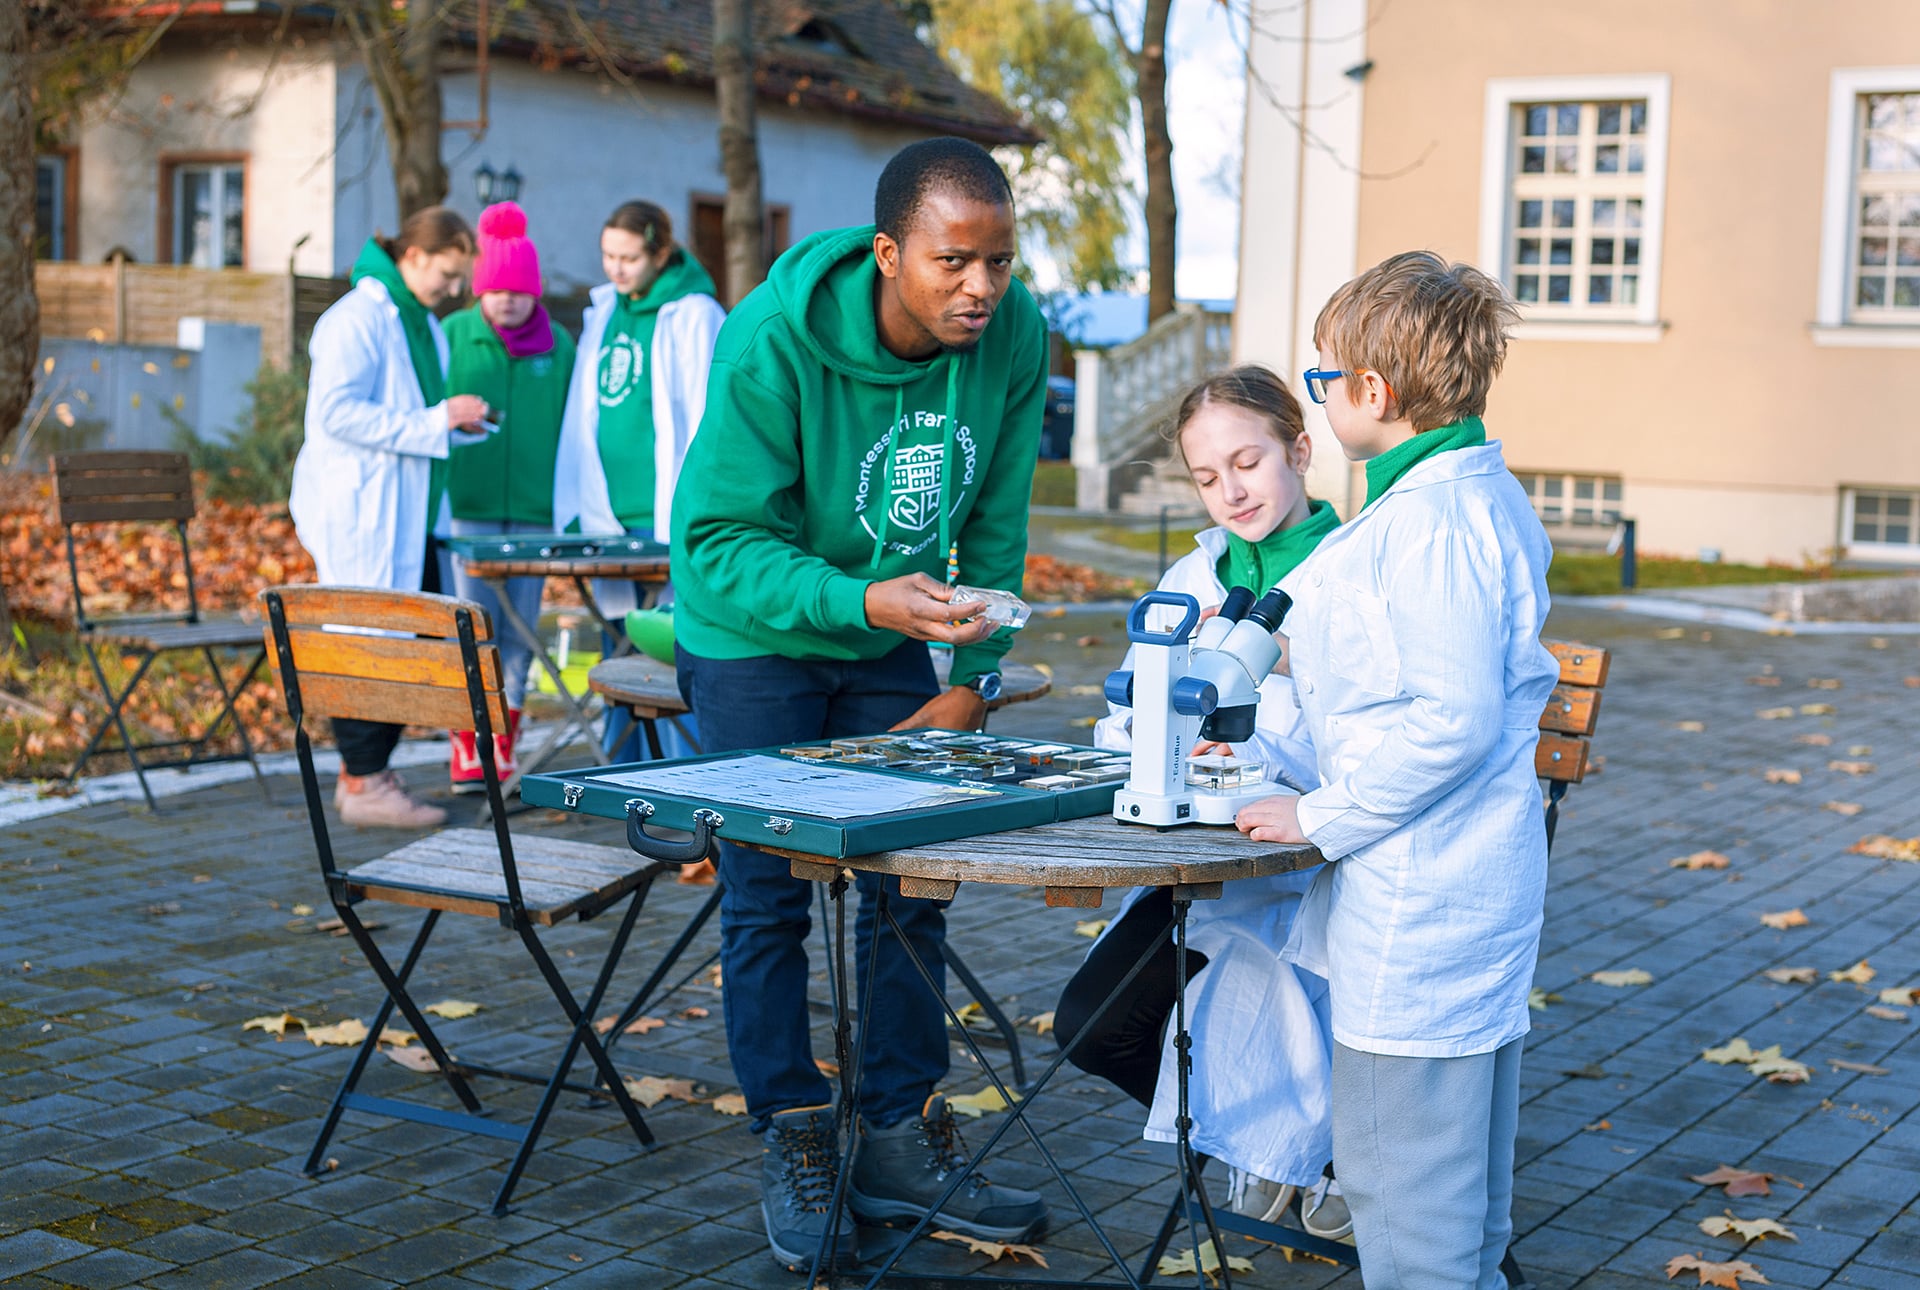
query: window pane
1518 199 1543 228
1592 198 1616 228
1543 478 1563 498
1591 237 1615 265
1525 105 1550 136
1621 274 1639 303
1626 142 1645 173
1890 524 1911 544
1596 103 1621 135
1859 276 1887 306
1549 238 1573 265
181 170 214 268
1521 145 1546 174
1898 238 1920 267
1855 515 1879 541
1515 274 1539 303
1556 104 1579 135
1628 101 1646 133
1869 95 1902 130
1588 275 1613 304
1896 276 1920 307
34 158 61 260
1548 274 1571 302
1857 494 1882 517
1595 144 1620 174
1574 479 1595 500
1603 480 1623 502
1552 199 1575 228
1902 195 1920 226
1622 237 1641 266
1861 194 1893 227
222 167 244 267
1624 199 1643 229
1552 143 1578 173
1516 238 1541 265
1863 237 1890 267
1887 496 1912 519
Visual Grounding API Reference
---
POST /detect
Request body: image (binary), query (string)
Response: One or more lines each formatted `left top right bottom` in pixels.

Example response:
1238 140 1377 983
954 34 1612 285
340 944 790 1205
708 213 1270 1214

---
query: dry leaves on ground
929 1231 1049 1267
1762 769 1801 785
1823 801 1864 816
1828 760 1875 776
1591 969 1655 987
1656 627 1688 640
423 1000 481 1019
594 1014 665 1037
1756 707 1795 720
1794 733 1833 746
1699 1212 1796 1245
1800 703 1836 716
1157 1240 1254 1283
622 1076 699 1108
1674 720 1707 732
1762 967 1816 984
1747 675 1780 686
1760 909 1810 930
1878 986 1920 1006
1074 919 1109 938
1528 987 1563 1011
677 1006 709 1020
1828 1059 1890 1076
242 1012 306 1038
1828 960 1876 984
305 1019 369 1047
1027 1010 1056 1036
1848 835 1920 861
710 1092 749 1115
1690 1166 1779 1197
947 1085 1019 1119
1701 1038 1812 1083
1864 1005 1909 1022
1665 1253 1773 1287
1671 851 1731 870
1807 678 1841 690
384 1046 440 1073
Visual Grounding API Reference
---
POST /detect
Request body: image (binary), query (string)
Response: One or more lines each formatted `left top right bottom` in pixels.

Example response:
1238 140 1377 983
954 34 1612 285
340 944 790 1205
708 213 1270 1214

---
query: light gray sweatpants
1331 1037 1522 1290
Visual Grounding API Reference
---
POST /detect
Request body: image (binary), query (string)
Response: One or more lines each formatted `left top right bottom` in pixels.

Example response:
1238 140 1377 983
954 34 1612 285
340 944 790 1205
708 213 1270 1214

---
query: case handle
624 798 721 865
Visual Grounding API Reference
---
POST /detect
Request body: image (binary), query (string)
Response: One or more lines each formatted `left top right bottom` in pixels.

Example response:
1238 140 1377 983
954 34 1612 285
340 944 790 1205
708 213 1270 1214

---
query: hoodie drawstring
870 387 904 569
938 357 958 586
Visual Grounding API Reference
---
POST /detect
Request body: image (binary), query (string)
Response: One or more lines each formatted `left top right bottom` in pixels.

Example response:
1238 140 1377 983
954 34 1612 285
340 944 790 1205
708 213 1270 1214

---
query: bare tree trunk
713 0 765 306
0 0 40 446
1138 0 1177 322
345 1 449 219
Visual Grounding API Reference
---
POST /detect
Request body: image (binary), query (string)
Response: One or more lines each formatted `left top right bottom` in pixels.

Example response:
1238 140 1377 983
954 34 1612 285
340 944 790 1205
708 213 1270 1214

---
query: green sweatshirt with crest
670 224 1048 686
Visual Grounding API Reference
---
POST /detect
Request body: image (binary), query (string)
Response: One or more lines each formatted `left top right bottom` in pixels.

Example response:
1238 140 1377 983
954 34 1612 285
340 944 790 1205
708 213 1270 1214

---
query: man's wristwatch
966 672 1004 703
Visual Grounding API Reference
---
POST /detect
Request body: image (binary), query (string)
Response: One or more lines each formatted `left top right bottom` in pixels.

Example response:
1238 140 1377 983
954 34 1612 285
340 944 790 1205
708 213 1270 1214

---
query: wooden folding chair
54 451 268 809
260 584 672 1215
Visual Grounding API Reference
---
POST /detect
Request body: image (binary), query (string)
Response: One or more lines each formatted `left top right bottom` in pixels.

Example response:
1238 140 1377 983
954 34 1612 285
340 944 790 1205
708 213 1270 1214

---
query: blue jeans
677 639 946 1132
449 518 546 709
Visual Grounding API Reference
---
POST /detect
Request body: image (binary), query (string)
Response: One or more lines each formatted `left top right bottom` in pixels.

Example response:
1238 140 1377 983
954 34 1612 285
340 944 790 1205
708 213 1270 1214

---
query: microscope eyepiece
1248 588 1293 632
1218 585 1256 624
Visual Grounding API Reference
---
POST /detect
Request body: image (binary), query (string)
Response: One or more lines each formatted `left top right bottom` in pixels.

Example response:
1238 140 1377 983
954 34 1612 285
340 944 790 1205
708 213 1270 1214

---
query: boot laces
924 1106 991 1192
777 1120 840 1211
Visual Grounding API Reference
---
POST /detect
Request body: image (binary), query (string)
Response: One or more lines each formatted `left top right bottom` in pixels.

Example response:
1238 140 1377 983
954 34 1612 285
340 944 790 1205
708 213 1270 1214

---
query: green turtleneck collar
1363 417 1486 507
1215 497 1340 594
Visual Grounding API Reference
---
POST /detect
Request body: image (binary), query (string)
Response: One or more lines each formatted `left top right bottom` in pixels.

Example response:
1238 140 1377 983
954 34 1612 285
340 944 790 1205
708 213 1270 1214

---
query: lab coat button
1311 572 1323 587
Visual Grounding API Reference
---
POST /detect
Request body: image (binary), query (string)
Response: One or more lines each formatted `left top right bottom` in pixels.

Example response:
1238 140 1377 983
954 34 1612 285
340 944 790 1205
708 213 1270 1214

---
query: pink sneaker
337 770 448 830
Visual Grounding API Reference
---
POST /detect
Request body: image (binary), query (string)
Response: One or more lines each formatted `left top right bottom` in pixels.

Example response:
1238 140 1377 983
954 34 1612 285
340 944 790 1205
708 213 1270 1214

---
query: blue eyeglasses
1302 368 1348 404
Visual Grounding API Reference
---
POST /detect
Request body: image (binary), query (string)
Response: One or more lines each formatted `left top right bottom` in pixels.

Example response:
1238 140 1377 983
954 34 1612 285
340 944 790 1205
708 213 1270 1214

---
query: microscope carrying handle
1124 590 1202 646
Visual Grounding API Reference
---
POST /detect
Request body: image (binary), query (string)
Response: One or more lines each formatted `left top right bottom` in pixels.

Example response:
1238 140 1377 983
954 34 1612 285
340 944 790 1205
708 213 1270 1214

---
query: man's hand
890 685 987 733
1235 793 1308 844
864 573 998 645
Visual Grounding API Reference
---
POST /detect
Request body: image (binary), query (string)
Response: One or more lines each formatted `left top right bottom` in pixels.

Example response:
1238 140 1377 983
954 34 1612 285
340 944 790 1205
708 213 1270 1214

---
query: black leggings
1053 887 1207 1107
331 538 446 777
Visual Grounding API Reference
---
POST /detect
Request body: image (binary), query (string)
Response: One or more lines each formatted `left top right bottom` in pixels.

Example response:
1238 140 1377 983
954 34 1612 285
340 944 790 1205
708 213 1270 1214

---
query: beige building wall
1240 0 1920 566
75 39 339 276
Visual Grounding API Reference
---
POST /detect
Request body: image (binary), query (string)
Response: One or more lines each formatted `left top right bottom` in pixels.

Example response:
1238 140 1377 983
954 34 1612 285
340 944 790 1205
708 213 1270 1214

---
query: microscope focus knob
1103 670 1135 706
1171 676 1219 717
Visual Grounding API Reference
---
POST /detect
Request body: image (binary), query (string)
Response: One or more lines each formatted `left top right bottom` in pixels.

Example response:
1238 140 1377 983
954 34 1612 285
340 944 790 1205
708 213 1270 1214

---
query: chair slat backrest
261 586 507 735
54 451 196 525
1536 639 1610 785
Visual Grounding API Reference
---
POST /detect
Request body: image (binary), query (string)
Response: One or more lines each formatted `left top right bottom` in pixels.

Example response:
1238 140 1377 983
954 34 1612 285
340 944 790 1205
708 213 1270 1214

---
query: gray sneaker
1301 1173 1353 1241
849 1093 1048 1242
760 1105 858 1271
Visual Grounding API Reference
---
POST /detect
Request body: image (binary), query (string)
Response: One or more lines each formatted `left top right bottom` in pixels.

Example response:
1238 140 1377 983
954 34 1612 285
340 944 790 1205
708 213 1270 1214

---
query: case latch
764 816 794 836
563 784 583 809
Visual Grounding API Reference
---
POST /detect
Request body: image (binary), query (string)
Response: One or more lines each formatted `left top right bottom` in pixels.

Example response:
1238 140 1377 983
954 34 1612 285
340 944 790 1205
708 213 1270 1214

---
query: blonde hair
1313 251 1519 431
1168 364 1306 462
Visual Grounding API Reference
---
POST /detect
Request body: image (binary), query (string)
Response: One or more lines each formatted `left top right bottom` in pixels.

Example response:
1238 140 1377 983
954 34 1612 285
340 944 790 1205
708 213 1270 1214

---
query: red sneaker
450 729 485 794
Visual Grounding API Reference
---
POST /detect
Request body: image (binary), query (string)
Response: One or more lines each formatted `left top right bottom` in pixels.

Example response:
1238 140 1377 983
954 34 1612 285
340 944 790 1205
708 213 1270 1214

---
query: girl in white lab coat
551 200 725 761
1053 366 1348 1238
1238 252 1558 1289
288 206 490 829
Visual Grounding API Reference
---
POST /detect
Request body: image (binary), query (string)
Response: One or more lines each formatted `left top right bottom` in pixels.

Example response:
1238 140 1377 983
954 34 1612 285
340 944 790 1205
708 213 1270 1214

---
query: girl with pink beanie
442 201 578 790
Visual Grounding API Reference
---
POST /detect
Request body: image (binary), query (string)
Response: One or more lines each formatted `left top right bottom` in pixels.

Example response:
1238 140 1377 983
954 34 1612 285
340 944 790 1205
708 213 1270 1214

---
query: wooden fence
35 261 303 366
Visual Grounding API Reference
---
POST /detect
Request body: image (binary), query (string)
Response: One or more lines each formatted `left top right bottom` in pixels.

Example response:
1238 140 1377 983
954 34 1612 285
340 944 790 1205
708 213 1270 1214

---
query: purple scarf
492 304 555 358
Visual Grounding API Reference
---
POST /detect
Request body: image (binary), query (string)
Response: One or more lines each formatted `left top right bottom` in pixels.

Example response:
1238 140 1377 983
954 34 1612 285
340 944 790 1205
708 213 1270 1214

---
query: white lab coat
552 282 725 546
1094 527 1334 1187
288 276 451 590
1280 443 1557 1059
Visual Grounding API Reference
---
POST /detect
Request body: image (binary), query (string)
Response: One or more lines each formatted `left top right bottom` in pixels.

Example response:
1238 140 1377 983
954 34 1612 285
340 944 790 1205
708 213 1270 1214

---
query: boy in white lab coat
1235 251 1558 1289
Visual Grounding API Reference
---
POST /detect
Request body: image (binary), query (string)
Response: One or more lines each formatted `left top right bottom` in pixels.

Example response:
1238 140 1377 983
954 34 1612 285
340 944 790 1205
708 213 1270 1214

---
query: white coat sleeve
1092 640 1138 752
653 295 727 543
308 306 448 458
1294 522 1508 860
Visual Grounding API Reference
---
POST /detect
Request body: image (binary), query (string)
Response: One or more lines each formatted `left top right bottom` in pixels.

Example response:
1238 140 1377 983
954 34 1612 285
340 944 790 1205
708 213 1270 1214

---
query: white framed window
1479 75 1671 342
1815 68 1920 347
1513 471 1623 529
1841 486 1920 558
171 162 245 268
35 155 68 260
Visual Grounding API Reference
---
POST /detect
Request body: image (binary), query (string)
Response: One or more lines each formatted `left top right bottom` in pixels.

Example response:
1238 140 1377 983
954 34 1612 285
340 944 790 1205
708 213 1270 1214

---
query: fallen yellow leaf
1762 769 1801 785
1865 1004 1909 1022
1762 967 1816 984
305 1018 370 1047
423 1000 481 1019
290 904 314 917
1794 733 1833 746
1028 1010 1056 1036
1828 1058 1890 1075
1664 1252 1772 1287
1847 745 1873 756
1760 909 1809 930
1703 1038 1758 1066
624 1015 667 1035
384 1046 440 1073
1877 986 1920 1006
1746 1046 1812 1083
1828 760 1875 776
710 1092 749 1115
1823 801 1863 816
1528 987 1562 1011
1828 960 1876 984
1671 851 1731 870
1674 720 1707 732
1756 706 1795 720
929 1231 1049 1267
1073 919 1109 938
242 1012 305 1037
1747 675 1781 686
1157 1240 1254 1282
1848 835 1920 861
1704 1213 1789 1243
1591 969 1655 987
677 1006 710 1020
623 1076 698 1108
1656 627 1688 640
377 1028 416 1047
1690 1165 1776 1197
947 1085 1020 1119
1807 678 1841 690
1800 703 1835 716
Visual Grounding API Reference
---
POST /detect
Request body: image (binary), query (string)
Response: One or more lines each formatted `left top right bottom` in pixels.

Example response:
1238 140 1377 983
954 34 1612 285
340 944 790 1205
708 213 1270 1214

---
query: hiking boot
761 1105 858 1271
1226 1168 1296 1224
449 730 485 794
337 770 447 830
1301 1173 1353 1241
849 1093 1047 1242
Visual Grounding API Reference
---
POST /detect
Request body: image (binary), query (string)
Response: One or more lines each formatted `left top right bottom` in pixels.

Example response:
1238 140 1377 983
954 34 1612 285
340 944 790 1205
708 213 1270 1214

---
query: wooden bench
1537 638 1611 849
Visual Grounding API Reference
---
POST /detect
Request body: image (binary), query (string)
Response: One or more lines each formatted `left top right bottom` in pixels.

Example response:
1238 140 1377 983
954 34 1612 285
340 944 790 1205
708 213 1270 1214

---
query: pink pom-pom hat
472 201 542 296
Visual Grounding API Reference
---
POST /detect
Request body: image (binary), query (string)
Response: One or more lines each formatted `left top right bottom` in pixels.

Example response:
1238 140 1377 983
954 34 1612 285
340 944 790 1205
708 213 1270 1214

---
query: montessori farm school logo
855 410 979 556
597 334 645 407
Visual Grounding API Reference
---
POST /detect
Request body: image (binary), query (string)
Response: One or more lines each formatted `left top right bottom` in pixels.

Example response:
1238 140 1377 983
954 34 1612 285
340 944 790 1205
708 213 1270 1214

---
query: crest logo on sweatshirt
598 335 644 407
854 411 979 556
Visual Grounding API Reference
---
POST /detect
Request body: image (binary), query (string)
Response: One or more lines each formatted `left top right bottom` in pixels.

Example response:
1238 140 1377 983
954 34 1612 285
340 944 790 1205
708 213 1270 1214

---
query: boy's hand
1235 793 1308 844
864 574 997 645
890 686 987 733
1271 631 1291 676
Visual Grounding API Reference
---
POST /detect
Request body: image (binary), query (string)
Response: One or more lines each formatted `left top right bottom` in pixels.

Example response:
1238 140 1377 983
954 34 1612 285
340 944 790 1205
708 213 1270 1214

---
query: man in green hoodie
670 138 1049 1270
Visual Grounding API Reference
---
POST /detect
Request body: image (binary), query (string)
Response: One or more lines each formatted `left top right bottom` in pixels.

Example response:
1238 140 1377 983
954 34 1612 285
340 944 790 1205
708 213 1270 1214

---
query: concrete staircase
1070 304 1233 512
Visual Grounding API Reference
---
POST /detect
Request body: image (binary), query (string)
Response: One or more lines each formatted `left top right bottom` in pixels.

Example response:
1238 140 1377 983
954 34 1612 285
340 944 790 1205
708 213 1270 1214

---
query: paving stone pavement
4 604 1920 1288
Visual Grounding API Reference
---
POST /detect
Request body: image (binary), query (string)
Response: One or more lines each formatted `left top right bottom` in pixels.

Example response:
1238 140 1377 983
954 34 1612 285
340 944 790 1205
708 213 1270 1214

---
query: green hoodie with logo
597 249 717 529
671 225 1049 687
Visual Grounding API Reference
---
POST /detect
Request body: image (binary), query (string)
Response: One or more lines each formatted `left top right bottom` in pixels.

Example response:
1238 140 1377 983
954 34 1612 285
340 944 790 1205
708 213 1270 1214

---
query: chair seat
345 830 660 926
587 655 689 718
86 616 264 652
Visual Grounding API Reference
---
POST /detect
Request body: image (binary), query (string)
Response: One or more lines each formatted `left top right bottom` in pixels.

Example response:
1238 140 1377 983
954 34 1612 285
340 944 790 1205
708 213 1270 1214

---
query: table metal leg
488 574 600 804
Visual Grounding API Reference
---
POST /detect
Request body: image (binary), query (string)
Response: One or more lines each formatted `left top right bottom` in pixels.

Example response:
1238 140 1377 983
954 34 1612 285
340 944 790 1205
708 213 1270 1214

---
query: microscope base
1111 782 1278 828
